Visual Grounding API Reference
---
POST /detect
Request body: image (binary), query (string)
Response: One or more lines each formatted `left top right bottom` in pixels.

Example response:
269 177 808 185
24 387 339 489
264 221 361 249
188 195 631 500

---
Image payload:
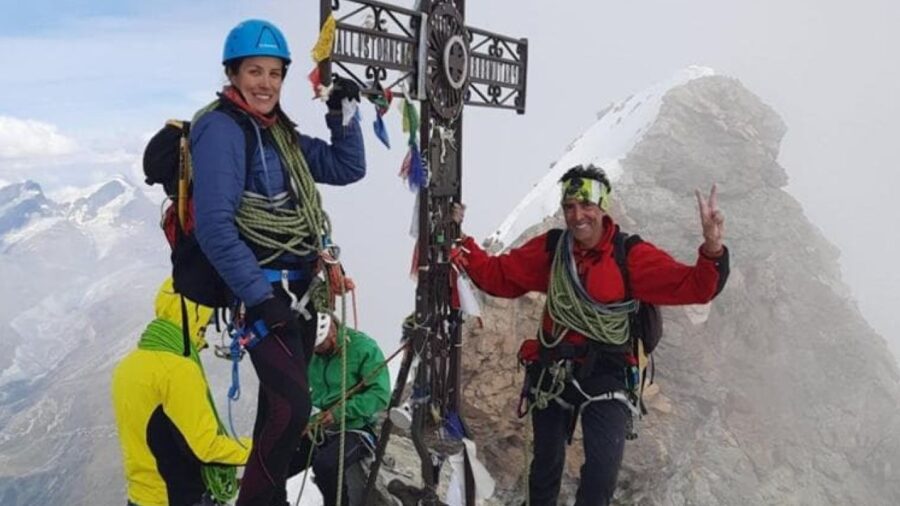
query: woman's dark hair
559 164 611 193
224 58 290 79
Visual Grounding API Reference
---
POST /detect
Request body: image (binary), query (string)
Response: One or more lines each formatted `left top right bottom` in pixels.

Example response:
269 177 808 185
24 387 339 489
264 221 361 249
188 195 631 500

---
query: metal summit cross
318 1 528 504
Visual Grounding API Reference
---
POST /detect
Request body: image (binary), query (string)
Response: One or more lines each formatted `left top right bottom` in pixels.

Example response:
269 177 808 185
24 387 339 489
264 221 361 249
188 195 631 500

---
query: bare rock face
459 76 900 505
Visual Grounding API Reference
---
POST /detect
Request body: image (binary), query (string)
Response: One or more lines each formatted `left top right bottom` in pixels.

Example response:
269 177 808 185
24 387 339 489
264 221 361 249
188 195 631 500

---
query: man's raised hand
696 184 725 256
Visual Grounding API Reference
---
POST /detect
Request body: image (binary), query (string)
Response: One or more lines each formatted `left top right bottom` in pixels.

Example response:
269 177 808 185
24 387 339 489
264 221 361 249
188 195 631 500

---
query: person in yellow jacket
112 278 251 506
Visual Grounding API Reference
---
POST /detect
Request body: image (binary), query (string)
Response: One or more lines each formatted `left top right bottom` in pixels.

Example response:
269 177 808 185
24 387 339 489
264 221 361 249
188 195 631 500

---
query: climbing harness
216 239 354 444
261 268 310 317
516 356 642 506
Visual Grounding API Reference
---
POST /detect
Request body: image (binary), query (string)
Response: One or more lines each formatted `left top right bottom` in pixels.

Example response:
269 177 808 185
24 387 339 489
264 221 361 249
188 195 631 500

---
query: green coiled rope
544 230 637 348
193 101 329 265
235 119 330 265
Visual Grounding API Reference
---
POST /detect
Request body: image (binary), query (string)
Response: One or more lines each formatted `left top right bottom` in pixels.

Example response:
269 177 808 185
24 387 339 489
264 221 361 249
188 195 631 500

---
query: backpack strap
613 232 629 298
612 231 644 299
179 294 191 357
613 231 646 364
544 228 564 256
174 103 255 229
215 104 258 178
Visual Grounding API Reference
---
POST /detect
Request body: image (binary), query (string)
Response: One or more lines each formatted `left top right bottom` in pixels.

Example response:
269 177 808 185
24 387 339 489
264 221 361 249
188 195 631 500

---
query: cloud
0 116 79 160
0 115 144 192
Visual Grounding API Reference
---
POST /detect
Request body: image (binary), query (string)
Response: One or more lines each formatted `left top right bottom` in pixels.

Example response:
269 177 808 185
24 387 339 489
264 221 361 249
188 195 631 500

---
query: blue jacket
191 109 365 307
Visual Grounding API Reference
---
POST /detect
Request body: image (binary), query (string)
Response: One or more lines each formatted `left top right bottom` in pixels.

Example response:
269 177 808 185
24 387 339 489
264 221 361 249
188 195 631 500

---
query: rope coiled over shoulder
544 230 638 348
236 119 330 264
193 101 330 265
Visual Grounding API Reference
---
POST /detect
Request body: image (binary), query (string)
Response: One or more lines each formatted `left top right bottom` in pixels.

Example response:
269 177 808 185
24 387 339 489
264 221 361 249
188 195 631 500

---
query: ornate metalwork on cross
317 1 528 504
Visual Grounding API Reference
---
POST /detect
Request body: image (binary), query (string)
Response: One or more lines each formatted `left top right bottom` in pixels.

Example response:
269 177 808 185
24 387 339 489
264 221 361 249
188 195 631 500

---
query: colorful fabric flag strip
369 87 394 149
373 114 390 148
308 66 322 98
398 149 412 180
407 144 426 190
401 99 420 146
311 14 337 63
308 66 334 101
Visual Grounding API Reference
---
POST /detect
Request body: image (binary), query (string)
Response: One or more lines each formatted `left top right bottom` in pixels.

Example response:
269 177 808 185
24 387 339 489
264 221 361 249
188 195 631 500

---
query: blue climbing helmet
222 19 292 65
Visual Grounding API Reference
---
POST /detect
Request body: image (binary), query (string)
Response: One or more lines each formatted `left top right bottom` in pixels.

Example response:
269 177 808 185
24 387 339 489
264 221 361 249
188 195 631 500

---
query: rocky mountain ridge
458 73 900 505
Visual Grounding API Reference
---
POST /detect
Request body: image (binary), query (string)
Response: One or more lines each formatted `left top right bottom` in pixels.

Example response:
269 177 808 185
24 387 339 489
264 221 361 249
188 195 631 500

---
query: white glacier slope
486 65 714 250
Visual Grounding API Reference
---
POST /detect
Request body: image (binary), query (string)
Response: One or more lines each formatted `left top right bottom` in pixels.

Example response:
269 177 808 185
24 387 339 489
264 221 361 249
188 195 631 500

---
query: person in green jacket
282 312 391 506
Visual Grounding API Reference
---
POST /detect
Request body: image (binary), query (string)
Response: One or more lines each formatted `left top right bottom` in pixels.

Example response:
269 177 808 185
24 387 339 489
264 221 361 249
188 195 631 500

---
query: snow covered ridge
0 180 50 216
66 178 137 223
0 176 149 257
0 180 57 238
486 65 715 251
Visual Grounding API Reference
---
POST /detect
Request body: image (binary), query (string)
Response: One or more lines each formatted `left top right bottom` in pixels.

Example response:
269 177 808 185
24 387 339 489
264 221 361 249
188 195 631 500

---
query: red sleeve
627 242 727 305
461 234 551 298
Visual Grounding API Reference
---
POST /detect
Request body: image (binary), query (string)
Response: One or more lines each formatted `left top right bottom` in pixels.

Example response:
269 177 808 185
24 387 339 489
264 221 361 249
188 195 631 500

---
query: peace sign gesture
696 184 725 257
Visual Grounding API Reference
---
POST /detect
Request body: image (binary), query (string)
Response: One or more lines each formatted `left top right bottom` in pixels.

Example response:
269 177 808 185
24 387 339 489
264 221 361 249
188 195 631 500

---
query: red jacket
461 216 729 347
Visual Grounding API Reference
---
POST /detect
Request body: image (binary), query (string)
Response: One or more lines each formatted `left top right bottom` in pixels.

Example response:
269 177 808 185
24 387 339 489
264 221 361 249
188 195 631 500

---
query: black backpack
143 110 255 308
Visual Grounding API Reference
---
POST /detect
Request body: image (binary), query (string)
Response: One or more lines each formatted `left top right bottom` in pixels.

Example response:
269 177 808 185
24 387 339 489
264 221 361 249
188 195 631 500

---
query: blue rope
224 314 270 447
227 324 243 444
228 330 243 401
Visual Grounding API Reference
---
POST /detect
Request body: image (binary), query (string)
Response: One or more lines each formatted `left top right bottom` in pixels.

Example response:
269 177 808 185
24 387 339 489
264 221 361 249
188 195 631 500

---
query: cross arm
321 0 427 99
464 25 528 114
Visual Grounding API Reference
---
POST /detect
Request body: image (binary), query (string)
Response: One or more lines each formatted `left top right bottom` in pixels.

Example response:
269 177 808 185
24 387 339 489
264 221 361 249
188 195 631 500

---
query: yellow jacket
111 279 250 506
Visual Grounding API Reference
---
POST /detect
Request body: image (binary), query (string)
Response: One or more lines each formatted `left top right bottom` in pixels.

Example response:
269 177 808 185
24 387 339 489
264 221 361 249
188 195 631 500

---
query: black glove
246 297 300 340
326 75 361 111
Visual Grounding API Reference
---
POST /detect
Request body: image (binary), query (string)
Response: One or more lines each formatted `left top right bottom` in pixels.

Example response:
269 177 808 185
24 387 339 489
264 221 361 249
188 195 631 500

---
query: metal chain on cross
316 1 528 504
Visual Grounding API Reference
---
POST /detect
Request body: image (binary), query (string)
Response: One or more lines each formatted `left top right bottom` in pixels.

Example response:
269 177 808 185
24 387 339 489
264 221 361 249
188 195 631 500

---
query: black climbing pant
274 431 373 506
235 291 315 506
528 397 629 506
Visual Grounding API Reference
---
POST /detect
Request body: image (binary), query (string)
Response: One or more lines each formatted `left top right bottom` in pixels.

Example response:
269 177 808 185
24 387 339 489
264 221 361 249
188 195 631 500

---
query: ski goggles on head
560 177 610 211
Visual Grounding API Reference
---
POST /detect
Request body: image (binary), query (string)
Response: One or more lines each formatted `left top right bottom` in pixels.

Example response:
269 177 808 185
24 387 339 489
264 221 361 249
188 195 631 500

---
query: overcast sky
1 0 897 359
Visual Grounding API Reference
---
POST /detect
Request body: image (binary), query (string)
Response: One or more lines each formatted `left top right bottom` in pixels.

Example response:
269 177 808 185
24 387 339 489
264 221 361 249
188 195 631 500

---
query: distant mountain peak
0 179 45 205
0 180 57 238
1 175 155 257
68 177 138 224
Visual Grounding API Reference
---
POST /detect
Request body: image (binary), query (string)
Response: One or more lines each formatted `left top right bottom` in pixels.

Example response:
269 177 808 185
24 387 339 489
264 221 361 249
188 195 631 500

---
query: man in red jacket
452 164 729 506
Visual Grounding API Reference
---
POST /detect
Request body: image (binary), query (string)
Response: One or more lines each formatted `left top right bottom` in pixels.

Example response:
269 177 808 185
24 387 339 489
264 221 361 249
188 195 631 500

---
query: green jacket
308 327 391 430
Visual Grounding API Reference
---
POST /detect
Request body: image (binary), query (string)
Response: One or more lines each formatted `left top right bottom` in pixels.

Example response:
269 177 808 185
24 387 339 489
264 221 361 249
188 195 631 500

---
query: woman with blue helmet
190 19 365 506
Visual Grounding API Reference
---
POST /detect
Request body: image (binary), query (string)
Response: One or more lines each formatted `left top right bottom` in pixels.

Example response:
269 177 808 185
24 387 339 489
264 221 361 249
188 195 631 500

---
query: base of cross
387 480 448 506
